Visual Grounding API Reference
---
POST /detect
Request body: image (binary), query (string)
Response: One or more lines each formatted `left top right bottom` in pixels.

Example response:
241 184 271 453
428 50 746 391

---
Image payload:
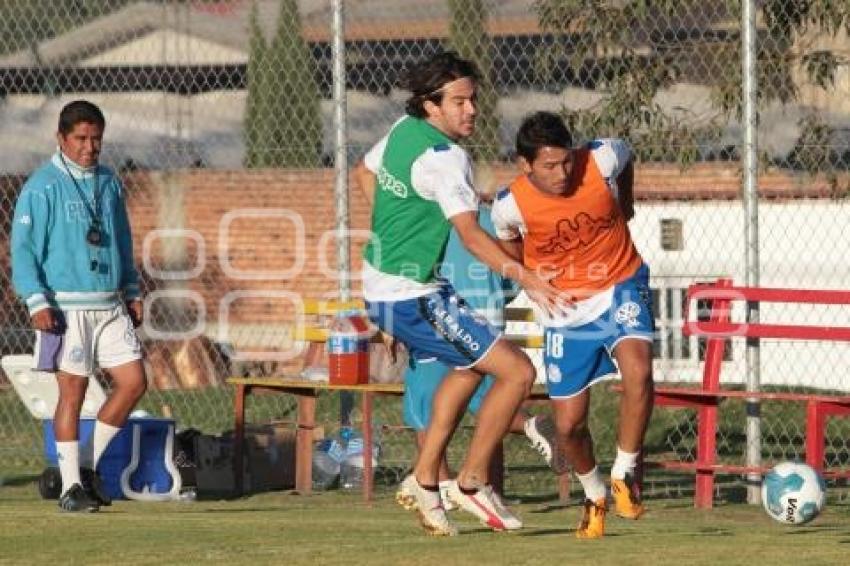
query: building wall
2 164 848 388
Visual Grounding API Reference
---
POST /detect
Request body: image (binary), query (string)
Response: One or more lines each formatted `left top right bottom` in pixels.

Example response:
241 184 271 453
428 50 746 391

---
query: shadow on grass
1 473 39 486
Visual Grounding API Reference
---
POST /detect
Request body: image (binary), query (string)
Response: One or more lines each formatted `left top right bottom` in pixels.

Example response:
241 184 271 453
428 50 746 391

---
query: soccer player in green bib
355 52 562 535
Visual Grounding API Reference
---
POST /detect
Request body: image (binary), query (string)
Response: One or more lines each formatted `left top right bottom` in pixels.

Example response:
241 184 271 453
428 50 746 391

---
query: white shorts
34 305 143 377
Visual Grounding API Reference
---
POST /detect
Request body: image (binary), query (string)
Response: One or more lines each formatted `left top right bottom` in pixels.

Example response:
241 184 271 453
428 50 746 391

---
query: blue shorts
545 265 654 399
365 285 501 369
402 358 494 430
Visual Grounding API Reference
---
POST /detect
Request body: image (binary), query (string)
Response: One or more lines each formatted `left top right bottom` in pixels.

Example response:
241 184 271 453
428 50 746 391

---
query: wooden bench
228 300 559 501
629 279 850 508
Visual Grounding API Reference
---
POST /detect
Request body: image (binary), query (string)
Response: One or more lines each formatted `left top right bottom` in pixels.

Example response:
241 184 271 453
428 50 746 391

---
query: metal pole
331 0 354 428
332 0 350 302
742 0 761 505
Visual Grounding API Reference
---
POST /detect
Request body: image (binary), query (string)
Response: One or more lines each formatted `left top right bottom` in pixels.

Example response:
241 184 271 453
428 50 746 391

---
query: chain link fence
1 0 848 502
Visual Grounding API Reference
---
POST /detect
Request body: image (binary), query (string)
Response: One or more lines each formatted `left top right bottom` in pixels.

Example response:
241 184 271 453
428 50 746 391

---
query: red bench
641 279 850 507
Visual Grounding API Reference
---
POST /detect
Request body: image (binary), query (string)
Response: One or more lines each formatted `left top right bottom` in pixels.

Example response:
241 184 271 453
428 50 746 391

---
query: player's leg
550 393 607 538
88 307 146 505
456 341 534 486
606 264 655 519
397 359 455 511
51 310 99 512
445 339 534 531
414 367 482 487
93 306 146 442
365 293 478 536
99 359 147 430
610 337 653 519
545 323 616 538
54 370 99 512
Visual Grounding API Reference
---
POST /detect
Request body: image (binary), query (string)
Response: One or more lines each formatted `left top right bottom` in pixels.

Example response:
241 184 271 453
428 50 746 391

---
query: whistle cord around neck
59 153 101 225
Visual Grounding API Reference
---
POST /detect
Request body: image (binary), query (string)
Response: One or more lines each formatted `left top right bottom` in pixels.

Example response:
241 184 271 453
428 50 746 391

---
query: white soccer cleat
439 480 458 511
395 474 418 511
398 474 458 536
445 481 523 531
396 475 457 512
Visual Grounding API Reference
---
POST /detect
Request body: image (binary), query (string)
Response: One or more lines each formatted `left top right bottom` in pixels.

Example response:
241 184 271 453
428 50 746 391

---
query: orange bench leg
233 384 248 496
362 392 374 502
295 392 317 494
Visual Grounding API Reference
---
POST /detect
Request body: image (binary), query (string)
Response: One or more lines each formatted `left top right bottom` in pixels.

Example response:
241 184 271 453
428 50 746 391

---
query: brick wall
4 164 847 347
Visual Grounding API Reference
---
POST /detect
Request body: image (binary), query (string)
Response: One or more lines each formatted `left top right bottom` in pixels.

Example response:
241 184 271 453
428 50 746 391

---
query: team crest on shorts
615 302 642 328
68 346 85 364
547 363 562 383
124 328 140 350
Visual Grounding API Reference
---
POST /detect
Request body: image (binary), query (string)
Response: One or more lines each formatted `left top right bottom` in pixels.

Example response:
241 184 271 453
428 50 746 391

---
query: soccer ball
761 461 826 525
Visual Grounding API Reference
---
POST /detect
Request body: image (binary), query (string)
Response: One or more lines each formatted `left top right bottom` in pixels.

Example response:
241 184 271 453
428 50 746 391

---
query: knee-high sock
576 466 606 501
92 421 122 469
611 446 639 481
56 441 81 494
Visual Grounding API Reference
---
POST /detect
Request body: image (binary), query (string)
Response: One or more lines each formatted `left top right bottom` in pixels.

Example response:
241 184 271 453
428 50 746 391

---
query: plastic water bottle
312 438 343 490
339 430 379 490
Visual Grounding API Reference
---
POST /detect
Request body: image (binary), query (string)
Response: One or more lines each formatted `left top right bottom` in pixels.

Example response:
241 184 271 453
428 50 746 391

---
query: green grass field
1 480 848 566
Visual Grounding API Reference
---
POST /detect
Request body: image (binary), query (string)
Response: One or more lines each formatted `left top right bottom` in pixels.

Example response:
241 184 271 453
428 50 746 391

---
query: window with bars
651 280 733 364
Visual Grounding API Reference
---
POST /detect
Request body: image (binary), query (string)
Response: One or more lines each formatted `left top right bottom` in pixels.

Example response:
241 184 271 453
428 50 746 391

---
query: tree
269 0 323 167
243 0 323 168
533 0 849 170
448 0 501 162
243 3 274 167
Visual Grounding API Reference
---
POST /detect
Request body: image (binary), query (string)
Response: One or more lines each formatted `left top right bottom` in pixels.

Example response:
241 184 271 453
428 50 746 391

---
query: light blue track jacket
437 204 518 331
11 152 141 315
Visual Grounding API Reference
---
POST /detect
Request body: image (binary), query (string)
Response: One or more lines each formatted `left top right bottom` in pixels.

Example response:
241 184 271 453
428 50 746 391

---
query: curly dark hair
404 51 480 118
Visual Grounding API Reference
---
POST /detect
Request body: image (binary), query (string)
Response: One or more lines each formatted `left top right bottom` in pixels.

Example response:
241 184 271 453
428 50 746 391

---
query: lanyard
59 153 101 225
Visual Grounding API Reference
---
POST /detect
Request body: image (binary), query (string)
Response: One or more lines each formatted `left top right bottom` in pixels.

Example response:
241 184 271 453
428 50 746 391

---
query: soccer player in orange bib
492 111 654 538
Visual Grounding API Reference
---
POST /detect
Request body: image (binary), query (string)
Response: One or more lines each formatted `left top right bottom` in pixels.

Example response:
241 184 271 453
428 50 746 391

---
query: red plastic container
328 314 371 385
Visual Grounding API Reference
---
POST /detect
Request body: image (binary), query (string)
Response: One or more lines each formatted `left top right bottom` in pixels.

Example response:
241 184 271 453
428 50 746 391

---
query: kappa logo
547 363 562 383
615 302 642 328
376 167 409 198
537 211 617 255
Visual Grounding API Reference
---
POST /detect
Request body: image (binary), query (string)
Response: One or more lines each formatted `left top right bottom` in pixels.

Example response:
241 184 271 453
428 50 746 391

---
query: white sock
611 446 639 481
576 466 606 502
56 441 81 495
92 421 122 469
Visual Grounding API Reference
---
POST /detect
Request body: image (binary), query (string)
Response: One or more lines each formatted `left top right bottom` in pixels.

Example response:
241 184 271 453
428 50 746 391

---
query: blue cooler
43 417 181 500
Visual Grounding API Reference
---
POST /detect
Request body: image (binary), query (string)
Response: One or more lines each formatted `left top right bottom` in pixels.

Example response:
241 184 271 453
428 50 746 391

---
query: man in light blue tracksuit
11 100 147 513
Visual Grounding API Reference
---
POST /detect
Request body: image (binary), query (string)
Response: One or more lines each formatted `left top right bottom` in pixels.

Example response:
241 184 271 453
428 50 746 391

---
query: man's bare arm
498 237 523 263
353 159 377 205
451 211 566 311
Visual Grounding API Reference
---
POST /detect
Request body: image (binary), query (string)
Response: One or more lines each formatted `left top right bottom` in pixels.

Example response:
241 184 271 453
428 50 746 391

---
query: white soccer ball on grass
761 461 826 525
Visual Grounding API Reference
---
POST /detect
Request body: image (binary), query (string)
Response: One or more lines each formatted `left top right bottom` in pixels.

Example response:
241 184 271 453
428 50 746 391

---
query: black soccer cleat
81 468 112 507
58 483 100 513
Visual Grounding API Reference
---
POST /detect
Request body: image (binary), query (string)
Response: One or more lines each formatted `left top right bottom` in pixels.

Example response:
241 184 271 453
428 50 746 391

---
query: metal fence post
742 0 762 505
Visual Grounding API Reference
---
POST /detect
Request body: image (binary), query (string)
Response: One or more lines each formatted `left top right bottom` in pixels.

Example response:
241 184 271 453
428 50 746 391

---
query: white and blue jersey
11 152 141 315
